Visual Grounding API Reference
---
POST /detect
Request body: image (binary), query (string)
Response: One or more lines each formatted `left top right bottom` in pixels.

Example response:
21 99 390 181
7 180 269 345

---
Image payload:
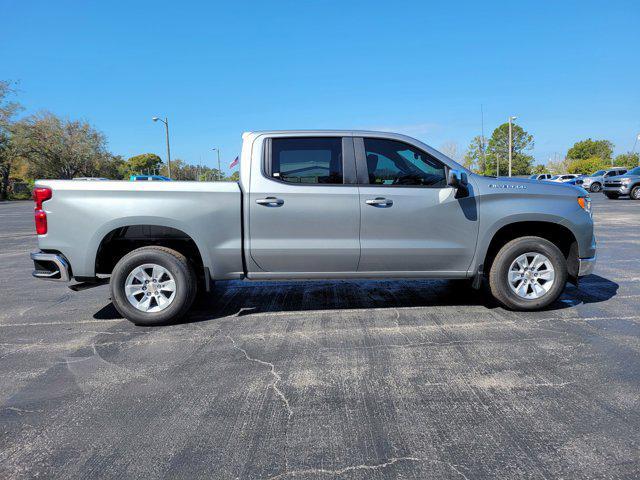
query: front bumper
31 251 71 282
603 185 630 195
578 255 596 277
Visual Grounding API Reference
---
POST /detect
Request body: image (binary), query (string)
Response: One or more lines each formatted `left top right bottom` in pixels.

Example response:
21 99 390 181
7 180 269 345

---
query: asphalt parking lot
1 196 639 479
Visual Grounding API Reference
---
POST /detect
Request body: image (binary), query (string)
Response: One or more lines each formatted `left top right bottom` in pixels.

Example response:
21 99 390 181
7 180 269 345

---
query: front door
355 137 479 273
248 136 360 273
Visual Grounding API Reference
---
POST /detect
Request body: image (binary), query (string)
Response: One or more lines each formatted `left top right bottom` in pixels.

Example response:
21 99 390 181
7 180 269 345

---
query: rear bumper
578 255 596 277
31 251 71 282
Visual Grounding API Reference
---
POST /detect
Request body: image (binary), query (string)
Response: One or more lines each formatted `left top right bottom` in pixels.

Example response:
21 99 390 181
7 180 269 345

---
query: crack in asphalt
227 334 293 472
265 456 470 479
226 335 293 419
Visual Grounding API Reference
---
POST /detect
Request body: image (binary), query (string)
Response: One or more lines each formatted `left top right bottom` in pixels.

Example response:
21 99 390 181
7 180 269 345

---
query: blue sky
1 0 639 174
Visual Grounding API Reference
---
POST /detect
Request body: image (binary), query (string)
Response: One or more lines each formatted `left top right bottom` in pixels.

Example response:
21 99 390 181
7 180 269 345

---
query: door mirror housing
447 169 468 188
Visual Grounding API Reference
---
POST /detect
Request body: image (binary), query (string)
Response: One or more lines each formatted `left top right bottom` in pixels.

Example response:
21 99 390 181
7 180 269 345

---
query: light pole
496 154 500 177
212 148 221 181
508 116 517 177
632 134 640 166
152 117 171 179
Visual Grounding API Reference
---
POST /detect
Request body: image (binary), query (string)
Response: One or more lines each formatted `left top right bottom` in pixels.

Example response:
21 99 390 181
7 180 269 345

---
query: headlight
621 179 631 185
578 196 592 216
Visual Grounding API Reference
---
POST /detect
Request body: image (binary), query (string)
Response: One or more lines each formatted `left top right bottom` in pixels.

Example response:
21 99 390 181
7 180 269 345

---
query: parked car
582 168 628 193
130 175 172 181
602 166 640 200
30 130 596 325
529 174 553 181
548 174 580 183
565 175 587 186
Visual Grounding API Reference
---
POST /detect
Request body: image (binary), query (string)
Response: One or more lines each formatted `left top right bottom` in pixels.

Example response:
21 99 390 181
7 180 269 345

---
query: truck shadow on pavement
93 274 618 324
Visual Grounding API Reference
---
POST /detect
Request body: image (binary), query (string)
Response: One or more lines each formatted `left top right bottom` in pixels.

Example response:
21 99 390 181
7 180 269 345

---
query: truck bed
34 180 244 279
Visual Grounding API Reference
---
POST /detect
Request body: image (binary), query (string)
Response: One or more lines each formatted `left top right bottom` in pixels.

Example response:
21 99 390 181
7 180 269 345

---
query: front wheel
589 182 602 193
110 246 197 325
631 186 640 200
489 236 567 311
604 192 619 199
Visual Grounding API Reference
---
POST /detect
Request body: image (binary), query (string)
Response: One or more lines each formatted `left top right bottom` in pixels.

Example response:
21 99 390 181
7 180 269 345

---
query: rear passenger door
248 136 361 273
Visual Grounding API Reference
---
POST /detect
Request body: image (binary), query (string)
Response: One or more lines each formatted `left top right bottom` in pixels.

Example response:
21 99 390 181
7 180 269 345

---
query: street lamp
212 148 222 181
632 133 640 167
152 116 171 179
508 116 517 177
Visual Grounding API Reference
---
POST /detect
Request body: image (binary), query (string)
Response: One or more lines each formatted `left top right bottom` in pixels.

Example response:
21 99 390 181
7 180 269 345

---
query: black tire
604 192 619 199
110 246 197 326
589 182 602 193
631 185 640 200
489 236 568 311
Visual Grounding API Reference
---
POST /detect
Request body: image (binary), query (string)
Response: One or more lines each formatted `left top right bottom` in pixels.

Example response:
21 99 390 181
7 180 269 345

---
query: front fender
471 213 575 273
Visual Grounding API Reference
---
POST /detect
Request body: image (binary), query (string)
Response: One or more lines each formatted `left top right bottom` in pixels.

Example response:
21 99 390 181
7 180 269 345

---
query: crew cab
31 130 596 325
602 166 640 200
582 168 628 193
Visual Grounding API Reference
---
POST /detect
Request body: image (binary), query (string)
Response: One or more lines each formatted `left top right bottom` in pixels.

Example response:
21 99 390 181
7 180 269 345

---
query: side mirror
447 169 468 188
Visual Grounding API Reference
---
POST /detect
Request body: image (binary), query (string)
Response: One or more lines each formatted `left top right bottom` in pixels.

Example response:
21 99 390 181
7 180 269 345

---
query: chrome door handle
365 197 393 207
256 197 284 206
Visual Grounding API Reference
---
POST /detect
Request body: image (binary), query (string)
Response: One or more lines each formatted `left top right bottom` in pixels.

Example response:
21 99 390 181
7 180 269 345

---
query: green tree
566 156 609 175
567 138 613 162
462 136 486 173
101 155 126 179
124 153 163 177
0 80 23 199
531 164 548 175
613 152 640 169
225 171 240 182
485 122 534 176
12 112 116 180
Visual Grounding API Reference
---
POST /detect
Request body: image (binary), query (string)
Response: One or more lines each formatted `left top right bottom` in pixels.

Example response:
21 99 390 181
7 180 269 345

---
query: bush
613 152 640 169
567 157 609 175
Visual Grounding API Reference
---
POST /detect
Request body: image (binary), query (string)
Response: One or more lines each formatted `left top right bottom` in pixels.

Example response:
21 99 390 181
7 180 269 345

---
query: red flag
229 156 239 169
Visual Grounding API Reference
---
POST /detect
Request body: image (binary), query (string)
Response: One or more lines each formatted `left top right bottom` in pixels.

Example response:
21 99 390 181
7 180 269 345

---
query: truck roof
244 129 413 137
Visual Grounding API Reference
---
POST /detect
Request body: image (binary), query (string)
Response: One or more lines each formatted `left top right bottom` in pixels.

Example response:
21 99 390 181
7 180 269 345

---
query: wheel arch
88 216 212 277
477 219 580 278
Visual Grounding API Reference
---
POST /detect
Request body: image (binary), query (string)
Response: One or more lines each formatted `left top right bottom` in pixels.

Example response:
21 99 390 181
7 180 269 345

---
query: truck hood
472 175 586 196
606 174 640 181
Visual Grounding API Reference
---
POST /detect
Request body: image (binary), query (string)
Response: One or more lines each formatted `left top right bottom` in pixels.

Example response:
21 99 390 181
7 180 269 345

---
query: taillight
33 187 52 235
33 187 52 209
34 209 48 234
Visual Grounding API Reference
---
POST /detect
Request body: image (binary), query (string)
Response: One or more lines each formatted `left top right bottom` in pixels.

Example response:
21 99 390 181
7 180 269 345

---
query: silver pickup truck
602 166 640 200
31 130 596 325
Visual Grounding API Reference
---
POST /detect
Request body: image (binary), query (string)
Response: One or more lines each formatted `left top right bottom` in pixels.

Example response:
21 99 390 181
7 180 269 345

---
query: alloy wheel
507 252 555 300
125 263 176 312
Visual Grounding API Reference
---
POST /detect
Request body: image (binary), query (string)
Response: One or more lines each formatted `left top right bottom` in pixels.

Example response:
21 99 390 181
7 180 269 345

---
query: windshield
590 170 605 176
549 175 560 180
626 167 640 176
529 175 538 179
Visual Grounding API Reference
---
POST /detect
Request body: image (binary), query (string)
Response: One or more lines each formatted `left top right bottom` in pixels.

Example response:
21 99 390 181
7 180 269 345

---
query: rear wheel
631 186 640 200
489 236 567 311
589 182 602 193
604 192 619 199
110 246 197 325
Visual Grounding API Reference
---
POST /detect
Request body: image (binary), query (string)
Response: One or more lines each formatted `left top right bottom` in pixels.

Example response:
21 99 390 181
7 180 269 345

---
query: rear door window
269 137 343 184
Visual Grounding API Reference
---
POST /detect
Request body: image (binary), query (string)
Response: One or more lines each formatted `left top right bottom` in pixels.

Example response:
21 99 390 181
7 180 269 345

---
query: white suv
582 168 628 192
548 174 580 183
